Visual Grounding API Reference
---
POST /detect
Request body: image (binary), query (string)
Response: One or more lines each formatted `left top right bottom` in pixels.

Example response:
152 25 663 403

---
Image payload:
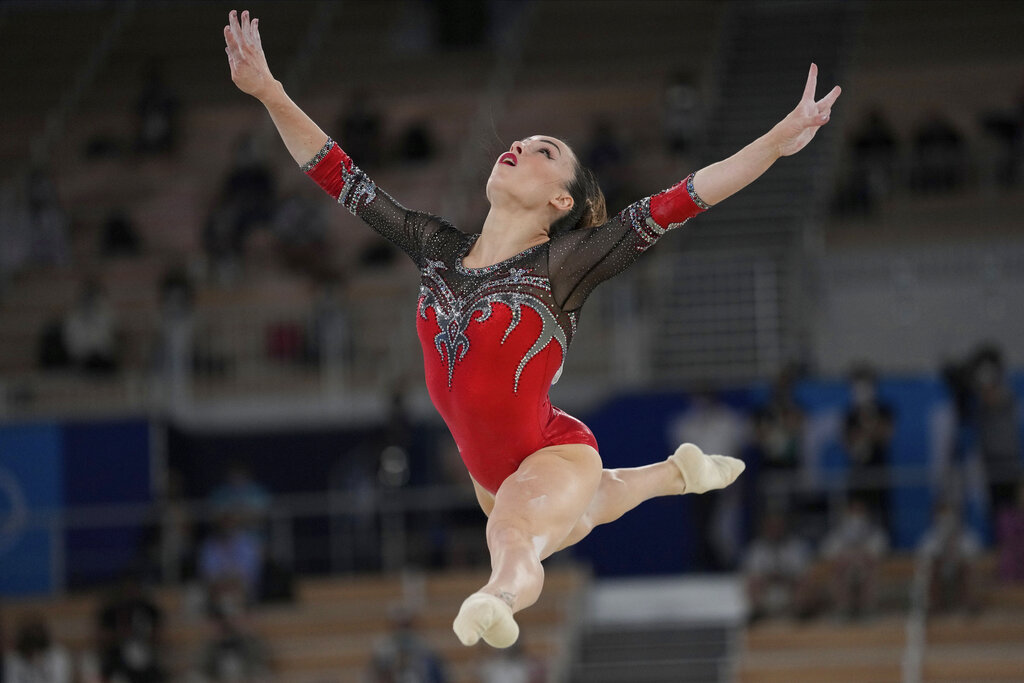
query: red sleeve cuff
302 138 353 201
649 173 709 228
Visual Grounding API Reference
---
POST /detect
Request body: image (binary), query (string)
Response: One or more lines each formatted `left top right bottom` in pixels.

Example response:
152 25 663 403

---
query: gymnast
223 8 840 648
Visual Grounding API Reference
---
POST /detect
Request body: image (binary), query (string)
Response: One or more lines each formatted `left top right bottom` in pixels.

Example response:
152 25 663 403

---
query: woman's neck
465 205 550 268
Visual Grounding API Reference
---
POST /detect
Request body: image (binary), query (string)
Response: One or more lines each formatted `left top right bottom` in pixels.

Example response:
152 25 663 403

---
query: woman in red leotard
224 9 841 648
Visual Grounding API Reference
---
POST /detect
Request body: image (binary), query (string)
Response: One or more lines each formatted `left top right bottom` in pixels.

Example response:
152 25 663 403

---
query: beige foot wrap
668 443 745 494
452 592 520 648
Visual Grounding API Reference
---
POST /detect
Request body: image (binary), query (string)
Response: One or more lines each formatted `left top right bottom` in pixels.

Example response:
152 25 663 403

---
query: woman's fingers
816 85 842 110
228 9 242 42
240 9 252 41
801 63 818 102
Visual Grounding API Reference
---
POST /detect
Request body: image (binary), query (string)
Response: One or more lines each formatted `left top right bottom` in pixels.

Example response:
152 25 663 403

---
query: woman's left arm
691 63 841 207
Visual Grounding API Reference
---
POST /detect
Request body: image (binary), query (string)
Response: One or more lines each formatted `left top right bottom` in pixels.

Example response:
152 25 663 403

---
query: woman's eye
541 149 552 158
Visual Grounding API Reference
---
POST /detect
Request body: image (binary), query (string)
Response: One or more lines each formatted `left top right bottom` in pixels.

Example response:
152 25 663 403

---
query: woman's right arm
223 9 448 264
224 9 327 165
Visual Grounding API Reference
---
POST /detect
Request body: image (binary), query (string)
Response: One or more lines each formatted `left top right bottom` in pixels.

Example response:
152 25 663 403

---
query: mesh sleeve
548 173 709 311
302 138 444 266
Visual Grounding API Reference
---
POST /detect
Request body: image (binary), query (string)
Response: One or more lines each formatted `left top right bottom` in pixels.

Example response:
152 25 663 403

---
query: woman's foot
452 592 520 648
668 443 745 494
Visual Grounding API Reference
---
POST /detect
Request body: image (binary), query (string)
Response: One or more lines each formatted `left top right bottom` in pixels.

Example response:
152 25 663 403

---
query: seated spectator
209 463 271 531
478 640 544 683
270 194 329 276
909 112 967 193
203 134 276 282
663 69 702 157
62 278 121 374
99 210 142 258
997 481 1024 582
743 511 816 622
397 120 437 164
198 607 272 683
335 88 384 169
368 606 448 683
843 364 894 529
821 497 889 619
96 576 166 683
917 500 982 614
199 513 264 610
3 613 72 683
841 107 899 213
26 169 71 269
969 345 1022 516
135 60 179 155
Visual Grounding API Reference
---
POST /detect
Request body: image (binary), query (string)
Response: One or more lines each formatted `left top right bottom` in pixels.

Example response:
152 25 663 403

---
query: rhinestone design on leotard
419 261 568 392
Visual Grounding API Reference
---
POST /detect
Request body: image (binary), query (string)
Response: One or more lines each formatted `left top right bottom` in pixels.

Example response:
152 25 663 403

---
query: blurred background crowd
1 1 1023 682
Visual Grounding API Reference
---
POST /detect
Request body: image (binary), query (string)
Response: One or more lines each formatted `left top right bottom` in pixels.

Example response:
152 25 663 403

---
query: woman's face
486 135 576 216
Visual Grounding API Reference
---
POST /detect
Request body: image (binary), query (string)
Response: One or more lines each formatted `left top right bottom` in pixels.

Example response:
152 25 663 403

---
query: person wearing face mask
223 9 842 648
843 365 894 531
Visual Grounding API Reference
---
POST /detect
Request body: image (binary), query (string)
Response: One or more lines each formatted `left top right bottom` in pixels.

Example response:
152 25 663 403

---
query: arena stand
2 2 1024 683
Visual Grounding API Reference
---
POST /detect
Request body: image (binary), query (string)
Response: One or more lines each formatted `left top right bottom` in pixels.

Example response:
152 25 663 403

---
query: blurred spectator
397 120 437 165
663 69 702 157
99 210 142 258
153 468 197 585
743 511 817 622
751 367 805 511
270 194 329 277
199 513 264 610
821 497 889 619
3 614 72 683
335 89 384 169
917 500 982 614
478 640 544 683
209 463 271 532
997 481 1024 582
843 365 894 528
969 345 1022 515
26 169 71 269
909 113 967 193
840 108 898 214
203 134 276 283
61 278 121 374
306 276 350 371
584 118 630 213
368 606 448 683
96 576 166 683
135 60 179 155
198 608 272 683
670 388 749 569
152 267 197 404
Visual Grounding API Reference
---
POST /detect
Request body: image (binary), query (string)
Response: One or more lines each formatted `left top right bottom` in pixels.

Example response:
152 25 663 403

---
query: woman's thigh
487 443 603 560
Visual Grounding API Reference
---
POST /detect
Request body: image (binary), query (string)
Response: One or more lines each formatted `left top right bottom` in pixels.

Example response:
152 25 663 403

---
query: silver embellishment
300 138 335 172
418 265 568 392
337 161 377 215
455 238 545 276
686 172 711 210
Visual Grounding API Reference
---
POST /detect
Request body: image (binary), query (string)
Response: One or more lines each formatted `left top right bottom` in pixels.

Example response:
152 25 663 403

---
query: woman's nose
511 141 524 155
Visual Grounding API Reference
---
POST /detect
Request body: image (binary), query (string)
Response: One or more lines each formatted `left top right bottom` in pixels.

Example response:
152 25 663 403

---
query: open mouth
498 152 517 167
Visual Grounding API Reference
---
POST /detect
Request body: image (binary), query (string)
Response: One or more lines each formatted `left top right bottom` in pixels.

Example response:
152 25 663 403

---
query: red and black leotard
304 139 709 493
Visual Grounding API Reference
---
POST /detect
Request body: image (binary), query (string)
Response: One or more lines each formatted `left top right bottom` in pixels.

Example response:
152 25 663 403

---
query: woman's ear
551 192 574 213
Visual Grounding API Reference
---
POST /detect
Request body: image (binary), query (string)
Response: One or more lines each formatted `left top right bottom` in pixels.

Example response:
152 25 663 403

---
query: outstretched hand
771 63 842 157
224 9 275 100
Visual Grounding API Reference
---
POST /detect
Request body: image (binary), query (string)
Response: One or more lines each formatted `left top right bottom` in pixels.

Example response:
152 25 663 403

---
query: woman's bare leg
470 444 744 555
455 444 602 647
557 443 744 550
